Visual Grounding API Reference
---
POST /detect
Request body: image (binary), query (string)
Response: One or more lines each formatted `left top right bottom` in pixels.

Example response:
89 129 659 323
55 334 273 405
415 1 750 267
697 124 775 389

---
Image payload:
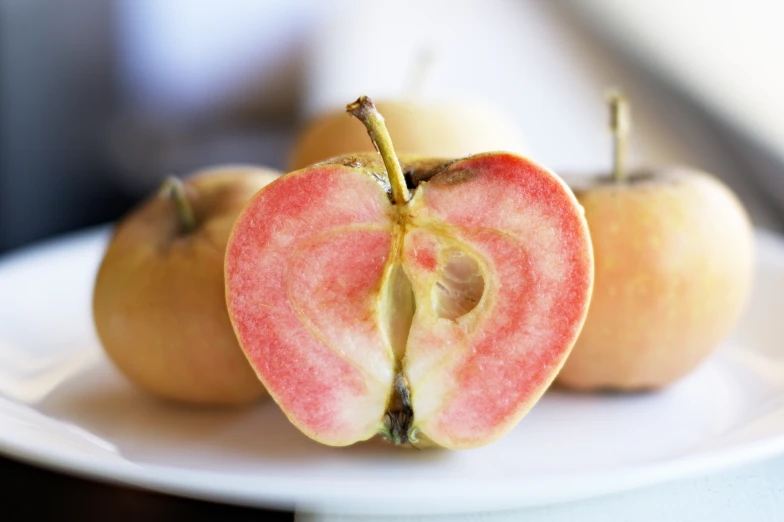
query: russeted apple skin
287 100 527 171
556 169 754 391
225 153 594 448
93 166 279 406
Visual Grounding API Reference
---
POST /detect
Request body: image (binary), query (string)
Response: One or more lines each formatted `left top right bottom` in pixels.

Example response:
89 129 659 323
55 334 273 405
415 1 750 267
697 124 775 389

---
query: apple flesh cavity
287 99 527 171
93 165 280 406
225 97 593 448
556 168 754 390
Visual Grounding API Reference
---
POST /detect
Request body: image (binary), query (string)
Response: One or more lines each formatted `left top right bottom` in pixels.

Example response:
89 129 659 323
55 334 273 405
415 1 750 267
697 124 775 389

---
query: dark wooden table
0 455 293 521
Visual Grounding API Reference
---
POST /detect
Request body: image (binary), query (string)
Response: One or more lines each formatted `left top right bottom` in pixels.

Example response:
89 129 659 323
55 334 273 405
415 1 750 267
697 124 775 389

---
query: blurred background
1 0 783 254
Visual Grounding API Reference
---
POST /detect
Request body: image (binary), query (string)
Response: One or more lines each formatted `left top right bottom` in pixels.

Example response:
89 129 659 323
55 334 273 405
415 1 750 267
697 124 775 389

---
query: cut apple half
225 97 593 449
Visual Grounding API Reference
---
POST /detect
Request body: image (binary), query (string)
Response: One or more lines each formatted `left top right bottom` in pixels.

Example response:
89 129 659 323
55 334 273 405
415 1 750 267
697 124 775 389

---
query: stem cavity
159 176 196 233
346 96 411 206
607 90 631 182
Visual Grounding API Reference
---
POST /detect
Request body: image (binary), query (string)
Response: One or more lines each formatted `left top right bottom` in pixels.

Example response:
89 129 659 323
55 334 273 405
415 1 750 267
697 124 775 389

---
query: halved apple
225 97 593 449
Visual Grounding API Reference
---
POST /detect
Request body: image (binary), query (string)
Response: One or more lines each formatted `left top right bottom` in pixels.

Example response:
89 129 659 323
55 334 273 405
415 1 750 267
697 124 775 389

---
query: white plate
1 226 783 516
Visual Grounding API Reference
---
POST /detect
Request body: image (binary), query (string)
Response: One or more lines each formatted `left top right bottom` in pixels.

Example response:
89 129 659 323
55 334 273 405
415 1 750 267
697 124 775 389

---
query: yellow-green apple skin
93 165 279 406
556 169 754 390
288 100 527 171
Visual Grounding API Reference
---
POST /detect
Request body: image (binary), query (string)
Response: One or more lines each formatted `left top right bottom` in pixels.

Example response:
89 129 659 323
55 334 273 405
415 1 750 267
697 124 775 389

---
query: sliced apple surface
225 98 593 449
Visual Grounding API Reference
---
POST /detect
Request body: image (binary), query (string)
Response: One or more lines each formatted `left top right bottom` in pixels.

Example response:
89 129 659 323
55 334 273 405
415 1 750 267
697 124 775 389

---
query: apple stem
405 48 434 99
608 90 631 182
159 176 196 233
347 96 411 205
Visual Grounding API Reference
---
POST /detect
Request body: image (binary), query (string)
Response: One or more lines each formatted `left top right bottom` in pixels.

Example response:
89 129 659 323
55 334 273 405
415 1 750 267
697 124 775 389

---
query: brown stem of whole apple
159 176 197 233
346 96 411 205
608 90 631 182
405 48 435 100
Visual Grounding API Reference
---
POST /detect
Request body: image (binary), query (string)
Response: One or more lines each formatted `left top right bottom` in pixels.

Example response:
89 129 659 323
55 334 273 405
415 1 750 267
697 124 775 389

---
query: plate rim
3 418 784 515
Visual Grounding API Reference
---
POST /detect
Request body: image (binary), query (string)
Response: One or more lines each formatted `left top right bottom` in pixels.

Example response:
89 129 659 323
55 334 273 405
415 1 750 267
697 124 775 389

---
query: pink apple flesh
225 153 593 449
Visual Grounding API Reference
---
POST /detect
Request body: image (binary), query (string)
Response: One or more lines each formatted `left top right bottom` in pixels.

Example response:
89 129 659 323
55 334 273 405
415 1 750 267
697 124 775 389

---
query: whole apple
287 99 527 171
556 93 754 391
93 165 279 406
225 97 593 448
